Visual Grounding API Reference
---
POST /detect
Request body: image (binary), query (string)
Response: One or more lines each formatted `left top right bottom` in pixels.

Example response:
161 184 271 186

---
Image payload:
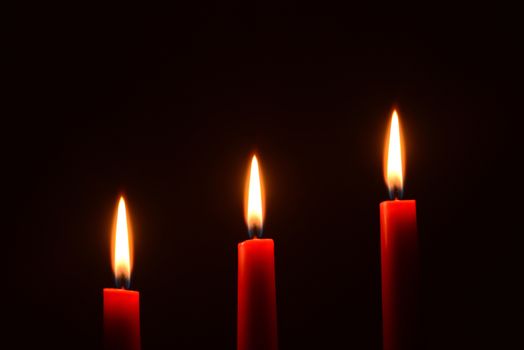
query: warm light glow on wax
245 155 265 238
113 196 132 288
385 110 405 199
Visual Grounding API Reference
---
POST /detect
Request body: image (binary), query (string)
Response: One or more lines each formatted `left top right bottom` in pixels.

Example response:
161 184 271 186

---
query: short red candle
380 110 420 350
104 196 141 350
238 238 278 350
380 200 419 350
103 289 141 350
238 155 278 350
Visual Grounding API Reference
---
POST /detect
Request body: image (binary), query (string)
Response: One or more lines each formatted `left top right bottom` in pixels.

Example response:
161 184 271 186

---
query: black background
7 3 521 349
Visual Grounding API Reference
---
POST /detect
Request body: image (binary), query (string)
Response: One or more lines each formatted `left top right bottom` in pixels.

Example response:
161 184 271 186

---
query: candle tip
388 187 404 200
248 225 263 239
115 274 130 290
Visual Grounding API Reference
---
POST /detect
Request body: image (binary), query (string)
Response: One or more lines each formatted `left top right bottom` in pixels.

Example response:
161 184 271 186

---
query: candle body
380 200 419 350
238 238 278 350
103 289 141 350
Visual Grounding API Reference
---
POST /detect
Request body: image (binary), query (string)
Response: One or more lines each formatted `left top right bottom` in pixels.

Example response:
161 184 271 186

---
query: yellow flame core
386 110 404 196
245 155 264 233
114 197 131 283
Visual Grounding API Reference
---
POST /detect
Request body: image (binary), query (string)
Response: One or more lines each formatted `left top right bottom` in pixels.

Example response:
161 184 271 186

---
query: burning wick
113 196 132 290
385 110 404 200
245 155 264 239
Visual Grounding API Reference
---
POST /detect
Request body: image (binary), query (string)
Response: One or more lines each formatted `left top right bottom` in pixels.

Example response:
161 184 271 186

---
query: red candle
104 197 141 350
238 155 278 350
380 110 420 350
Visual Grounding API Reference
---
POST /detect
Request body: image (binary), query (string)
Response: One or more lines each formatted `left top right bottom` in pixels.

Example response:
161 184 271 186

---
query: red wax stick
103 288 141 350
380 199 419 350
238 238 278 350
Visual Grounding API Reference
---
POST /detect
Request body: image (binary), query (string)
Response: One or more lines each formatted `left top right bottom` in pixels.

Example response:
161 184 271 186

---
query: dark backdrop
7 3 520 349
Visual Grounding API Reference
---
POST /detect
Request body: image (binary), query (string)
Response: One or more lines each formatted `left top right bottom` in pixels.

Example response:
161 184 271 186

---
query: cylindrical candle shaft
103 288 141 350
380 199 419 350
238 238 278 350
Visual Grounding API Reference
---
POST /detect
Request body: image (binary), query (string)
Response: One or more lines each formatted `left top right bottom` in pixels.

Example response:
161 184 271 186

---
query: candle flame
384 110 405 199
244 155 265 238
112 196 133 289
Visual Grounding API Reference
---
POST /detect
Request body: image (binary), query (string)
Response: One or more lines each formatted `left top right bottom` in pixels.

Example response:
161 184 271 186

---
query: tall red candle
238 155 278 350
380 111 420 350
104 197 141 350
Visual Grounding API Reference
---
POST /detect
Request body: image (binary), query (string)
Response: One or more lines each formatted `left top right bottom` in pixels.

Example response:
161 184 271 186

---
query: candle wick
389 187 403 200
248 225 263 239
115 274 130 290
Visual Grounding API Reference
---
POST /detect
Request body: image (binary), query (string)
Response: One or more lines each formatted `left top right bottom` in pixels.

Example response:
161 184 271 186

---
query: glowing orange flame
112 196 133 288
384 110 405 198
244 155 265 237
